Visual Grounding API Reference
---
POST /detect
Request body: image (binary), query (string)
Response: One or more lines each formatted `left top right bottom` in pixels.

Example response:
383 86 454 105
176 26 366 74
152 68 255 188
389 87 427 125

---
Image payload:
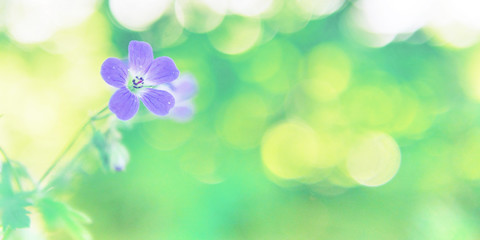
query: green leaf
1 163 31 229
0 195 31 229
8 160 36 190
36 198 91 240
1 163 13 196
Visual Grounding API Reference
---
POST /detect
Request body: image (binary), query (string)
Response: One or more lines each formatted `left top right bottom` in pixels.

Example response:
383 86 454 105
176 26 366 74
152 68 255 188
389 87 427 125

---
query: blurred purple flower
101 40 180 120
109 141 130 172
157 73 198 122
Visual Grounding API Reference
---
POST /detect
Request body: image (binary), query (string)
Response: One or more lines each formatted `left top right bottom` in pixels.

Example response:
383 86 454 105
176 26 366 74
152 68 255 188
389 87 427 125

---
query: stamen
132 76 144 89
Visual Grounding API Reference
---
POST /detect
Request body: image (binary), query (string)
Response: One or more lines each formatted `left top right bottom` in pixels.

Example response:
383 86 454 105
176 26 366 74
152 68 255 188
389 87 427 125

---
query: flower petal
101 58 128 88
144 57 179 85
170 73 197 101
169 102 194 122
109 87 139 121
128 40 153 76
140 88 175 116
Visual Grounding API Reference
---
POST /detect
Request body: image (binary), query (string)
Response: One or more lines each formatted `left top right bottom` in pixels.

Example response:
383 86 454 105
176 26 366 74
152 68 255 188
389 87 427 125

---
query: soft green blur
1 0 480 239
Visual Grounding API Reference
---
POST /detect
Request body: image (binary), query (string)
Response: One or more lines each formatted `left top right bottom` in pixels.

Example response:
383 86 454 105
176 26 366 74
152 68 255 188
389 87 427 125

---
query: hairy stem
38 106 109 186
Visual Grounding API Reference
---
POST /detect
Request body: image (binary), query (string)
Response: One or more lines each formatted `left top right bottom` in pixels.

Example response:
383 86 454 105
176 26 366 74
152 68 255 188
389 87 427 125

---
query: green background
1 0 480 239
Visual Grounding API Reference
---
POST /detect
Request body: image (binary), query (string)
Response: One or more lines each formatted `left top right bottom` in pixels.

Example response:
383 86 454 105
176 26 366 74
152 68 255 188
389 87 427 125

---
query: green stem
0 147 23 192
38 106 109 185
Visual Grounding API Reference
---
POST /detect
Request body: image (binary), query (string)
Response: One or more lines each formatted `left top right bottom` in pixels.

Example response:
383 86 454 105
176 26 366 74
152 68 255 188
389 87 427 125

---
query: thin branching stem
38 106 109 186
0 146 8 161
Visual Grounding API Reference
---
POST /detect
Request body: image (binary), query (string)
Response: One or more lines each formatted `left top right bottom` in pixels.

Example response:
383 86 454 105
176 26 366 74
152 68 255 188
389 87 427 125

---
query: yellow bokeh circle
261 121 319 179
346 132 401 187
302 43 351 102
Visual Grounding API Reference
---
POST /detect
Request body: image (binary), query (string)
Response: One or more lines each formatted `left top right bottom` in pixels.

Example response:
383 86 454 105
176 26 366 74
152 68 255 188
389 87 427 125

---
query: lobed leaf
0 163 32 229
36 197 91 240
0 196 31 229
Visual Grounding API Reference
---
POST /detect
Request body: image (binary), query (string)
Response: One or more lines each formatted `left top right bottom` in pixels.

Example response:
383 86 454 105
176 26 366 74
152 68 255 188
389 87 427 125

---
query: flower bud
108 141 130 172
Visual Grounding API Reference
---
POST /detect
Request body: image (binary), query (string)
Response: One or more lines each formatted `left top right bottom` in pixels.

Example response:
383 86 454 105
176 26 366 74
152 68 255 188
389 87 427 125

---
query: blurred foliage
0 163 31 230
1 0 480 239
36 197 91 240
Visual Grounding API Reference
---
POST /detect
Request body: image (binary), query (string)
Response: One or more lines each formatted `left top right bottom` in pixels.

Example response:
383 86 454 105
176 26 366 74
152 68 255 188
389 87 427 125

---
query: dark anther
132 76 144 88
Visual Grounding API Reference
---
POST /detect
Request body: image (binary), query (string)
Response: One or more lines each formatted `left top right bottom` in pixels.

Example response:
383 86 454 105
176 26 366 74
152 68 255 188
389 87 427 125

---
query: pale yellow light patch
462 47 480 101
208 15 262 55
265 0 312 34
0 13 111 179
302 44 351 102
175 0 226 33
346 132 401 187
455 129 480 180
261 120 319 179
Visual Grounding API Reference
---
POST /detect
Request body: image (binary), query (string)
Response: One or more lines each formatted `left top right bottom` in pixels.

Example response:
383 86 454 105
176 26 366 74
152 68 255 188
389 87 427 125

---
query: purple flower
101 40 180 120
157 73 198 122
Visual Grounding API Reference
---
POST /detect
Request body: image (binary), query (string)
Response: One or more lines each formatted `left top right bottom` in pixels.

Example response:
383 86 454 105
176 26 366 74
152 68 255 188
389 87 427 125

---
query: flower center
132 76 144 89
